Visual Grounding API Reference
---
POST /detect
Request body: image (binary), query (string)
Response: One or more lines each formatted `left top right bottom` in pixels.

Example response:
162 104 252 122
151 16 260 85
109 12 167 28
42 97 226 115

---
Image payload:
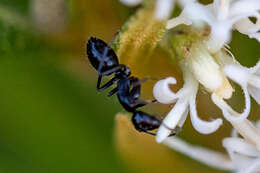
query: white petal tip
207 118 223 133
195 118 223 134
156 125 171 143
189 95 223 134
153 77 178 104
119 0 142 6
155 0 174 20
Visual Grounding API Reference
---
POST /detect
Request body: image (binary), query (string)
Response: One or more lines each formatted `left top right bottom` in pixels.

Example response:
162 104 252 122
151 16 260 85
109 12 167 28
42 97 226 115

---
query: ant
86 37 178 136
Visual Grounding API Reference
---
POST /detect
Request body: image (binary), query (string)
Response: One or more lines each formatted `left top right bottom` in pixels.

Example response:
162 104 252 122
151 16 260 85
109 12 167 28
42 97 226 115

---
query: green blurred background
0 0 259 173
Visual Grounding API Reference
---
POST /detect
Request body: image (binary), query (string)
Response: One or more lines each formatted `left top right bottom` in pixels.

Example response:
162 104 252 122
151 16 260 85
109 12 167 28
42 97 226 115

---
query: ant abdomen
87 37 119 74
132 111 161 133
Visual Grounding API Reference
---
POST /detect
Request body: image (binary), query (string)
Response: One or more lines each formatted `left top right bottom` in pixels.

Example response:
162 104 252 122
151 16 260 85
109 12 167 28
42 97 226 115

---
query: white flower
223 59 260 105
119 0 142 6
223 137 260 173
167 0 260 53
162 120 260 173
163 136 234 171
210 59 260 149
234 17 260 42
119 0 175 20
153 40 260 145
222 121 260 173
153 68 223 143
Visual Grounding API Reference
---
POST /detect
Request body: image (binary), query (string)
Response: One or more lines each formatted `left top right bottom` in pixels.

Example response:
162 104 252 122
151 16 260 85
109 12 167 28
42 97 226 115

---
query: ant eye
107 61 113 66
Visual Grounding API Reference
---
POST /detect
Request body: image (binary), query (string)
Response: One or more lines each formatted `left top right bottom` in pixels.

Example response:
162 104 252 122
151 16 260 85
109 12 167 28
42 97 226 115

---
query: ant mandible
86 37 178 136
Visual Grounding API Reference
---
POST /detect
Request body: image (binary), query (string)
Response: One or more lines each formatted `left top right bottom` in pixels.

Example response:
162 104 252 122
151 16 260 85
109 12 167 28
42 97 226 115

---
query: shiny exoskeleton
132 111 161 135
87 37 130 95
86 37 177 136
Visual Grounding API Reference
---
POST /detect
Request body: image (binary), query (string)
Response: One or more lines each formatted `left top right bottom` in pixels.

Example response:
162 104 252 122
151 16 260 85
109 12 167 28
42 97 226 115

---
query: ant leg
139 126 180 137
141 130 156 136
170 126 182 136
130 78 158 103
97 75 102 90
162 124 182 137
169 132 176 137
129 83 141 99
132 77 150 88
107 87 118 97
128 77 149 100
131 100 153 109
130 92 158 109
99 64 125 76
97 76 119 91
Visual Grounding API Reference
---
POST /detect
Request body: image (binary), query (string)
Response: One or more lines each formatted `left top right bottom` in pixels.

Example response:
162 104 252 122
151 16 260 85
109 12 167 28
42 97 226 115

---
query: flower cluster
167 0 260 52
119 0 175 20
120 0 260 52
223 124 260 173
153 68 223 142
139 0 260 145
119 0 260 172
153 42 260 144
163 121 260 172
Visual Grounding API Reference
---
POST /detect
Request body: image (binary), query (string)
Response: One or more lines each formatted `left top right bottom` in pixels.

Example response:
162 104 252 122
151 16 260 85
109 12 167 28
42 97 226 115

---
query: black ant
86 37 178 136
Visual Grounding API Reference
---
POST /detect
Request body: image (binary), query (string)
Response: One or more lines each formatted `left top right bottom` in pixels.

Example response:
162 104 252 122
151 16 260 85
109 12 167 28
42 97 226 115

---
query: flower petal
223 137 258 171
211 86 251 122
182 2 215 25
153 77 178 104
248 85 260 104
207 22 232 53
168 2 215 29
213 0 230 20
249 33 260 43
189 93 223 134
256 120 260 129
229 0 260 18
223 137 260 157
234 18 260 35
223 64 250 87
156 98 189 143
155 0 174 20
239 158 260 173
163 137 234 170
166 12 192 29
119 0 142 6
177 107 189 127
250 59 260 75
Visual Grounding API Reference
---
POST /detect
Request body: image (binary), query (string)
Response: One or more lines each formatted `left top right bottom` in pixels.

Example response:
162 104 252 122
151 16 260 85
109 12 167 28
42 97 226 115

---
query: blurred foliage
115 113 226 173
0 0 130 172
0 0 259 173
